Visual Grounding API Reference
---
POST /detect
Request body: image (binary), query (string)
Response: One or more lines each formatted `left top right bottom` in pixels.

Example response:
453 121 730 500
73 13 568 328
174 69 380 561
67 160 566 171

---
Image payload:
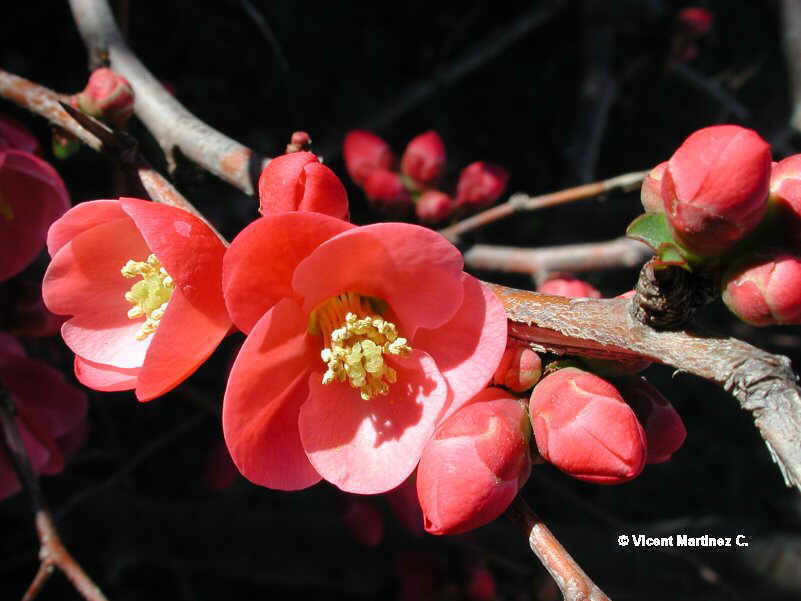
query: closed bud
417 388 532 535
493 345 542 392
617 376 686 464
769 154 801 239
74 68 135 128
662 125 771 256
538 274 601 298
722 251 801 326
401 130 446 185
641 161 667 213
529 367 646 484
343 130 395 186
285 130 312 153
677 7 714 37
363 168 413 216
415 190 454 223
258 151 349 220
455 162 509 210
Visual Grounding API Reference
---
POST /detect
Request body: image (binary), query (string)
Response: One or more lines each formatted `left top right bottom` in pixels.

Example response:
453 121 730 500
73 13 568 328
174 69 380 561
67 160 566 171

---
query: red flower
401 130 446 185
530 367 646 484
662 125 771 256
343 130 395 187
42 198 231 401
258 151 349 220
74 68 135 128
0 115 41 154
0 333 87 500
222 212 507 493
455 162 509 210
0 149 70 282
538 274 601 298
417 388 532 535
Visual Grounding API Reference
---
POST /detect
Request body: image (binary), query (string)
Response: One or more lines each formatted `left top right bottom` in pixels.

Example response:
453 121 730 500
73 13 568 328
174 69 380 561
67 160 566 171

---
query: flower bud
415 190 454 223
258 151 349 220
363 168 413 216
401 130 446 185
74 68 135 128
677 7 714 37
640 162 667 213
769 154 801 238
417 388 532 535
617 376 686 464
343 130 395 186
722 252 801 326
662 125 771 256
538 274 601 298
0 116 40 154
493 345 542 392
455 162 509 210
285 130 312 153
529 368 646 484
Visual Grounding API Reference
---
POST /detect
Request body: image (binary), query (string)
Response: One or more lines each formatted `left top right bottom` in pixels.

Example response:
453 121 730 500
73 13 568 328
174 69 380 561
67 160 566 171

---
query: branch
0 390 110 601
506 497 611 601
464 237 651 281
68 0 265 196
439 170 646 243
488 284 801 493
781 0 801 134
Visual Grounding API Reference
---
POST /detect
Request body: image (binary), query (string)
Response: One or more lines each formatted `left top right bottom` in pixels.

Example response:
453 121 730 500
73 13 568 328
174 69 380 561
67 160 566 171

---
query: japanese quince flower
42 198 231 401
0 149 70 282
222 212 507 494
0 333 87 500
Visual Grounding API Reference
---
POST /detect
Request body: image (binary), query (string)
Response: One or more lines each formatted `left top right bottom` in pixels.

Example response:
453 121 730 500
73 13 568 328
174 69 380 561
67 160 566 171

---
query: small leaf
626 213 674 251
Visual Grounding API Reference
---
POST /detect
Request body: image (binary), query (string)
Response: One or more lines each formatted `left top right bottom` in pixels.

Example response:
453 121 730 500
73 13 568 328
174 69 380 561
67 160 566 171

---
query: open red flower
0 149 70 282
0 333 87 500
222 212 507 494
42 198 231 401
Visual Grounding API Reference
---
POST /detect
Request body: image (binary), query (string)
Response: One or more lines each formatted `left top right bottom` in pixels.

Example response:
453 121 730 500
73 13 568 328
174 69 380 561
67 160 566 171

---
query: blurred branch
669 62 750 121
68 0 265 196
506 497 611 601
490 285 801 494
0 389 110 601
464 237 651 281
781 0 801 134
439 170 646 243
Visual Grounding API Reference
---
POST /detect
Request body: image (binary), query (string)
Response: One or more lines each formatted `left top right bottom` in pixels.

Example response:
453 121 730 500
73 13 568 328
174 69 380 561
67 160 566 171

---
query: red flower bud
74 68 135 128
493 345 542 392
662 125 771 256
640 162 667 213
343 130 395 186
618 376 686 464
417 388 532 535
258 151 349 220
0 116 40 154
401 130 446 185
677 7 714 37
415 190 454 223
455 162 509 210
529 368 646 484
538 274 601 298
722 252 801 326
363 168 413 215
286 131 312 153
769 154 801 238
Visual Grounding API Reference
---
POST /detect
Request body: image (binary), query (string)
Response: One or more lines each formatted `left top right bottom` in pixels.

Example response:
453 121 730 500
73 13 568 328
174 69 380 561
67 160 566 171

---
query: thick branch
68 0 264 195
489 284 801 493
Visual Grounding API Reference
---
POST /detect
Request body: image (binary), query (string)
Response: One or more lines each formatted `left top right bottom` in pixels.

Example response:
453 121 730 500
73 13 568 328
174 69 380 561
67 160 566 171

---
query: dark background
3 1 801 599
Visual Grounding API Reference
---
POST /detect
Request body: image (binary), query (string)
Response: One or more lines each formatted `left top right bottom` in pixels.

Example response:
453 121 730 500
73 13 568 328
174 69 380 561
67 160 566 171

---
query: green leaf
625 213 673 250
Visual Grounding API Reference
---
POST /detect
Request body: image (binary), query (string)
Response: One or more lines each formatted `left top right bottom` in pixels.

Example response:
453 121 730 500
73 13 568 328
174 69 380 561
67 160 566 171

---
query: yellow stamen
121 254 175 340
309 292 411 401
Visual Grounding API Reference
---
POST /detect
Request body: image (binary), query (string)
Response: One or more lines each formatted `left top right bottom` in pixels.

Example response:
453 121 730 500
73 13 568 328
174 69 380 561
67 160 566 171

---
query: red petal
223 213 354 333
293 223 464 333
222 298 321 490
297 162 349 220
74 356 139 392
47 199 125 257
258 151 318 213
299 349 448 494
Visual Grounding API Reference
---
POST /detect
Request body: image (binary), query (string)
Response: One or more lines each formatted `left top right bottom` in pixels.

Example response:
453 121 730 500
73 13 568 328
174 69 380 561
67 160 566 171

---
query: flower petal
62 313 151 369
135 287 231 401
293 223 464 332
223 213 354 333
299 349 448 494
47 199 125 257
74 356 139 392
413 276 507 420
223 298 321 490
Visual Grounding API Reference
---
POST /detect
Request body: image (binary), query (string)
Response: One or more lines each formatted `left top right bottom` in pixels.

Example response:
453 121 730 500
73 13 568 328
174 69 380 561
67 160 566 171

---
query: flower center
121 253 175 340
309 292 412 401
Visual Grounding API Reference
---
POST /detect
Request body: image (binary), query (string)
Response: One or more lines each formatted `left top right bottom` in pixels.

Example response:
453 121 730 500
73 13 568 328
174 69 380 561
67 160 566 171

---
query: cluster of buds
630 124 801 327
343 129 508 223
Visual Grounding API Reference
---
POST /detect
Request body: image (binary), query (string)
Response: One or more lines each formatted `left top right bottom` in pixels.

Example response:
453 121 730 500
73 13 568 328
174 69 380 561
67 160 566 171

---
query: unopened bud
401 130 446 185
641 161 667 213
538 274 601 298
363 169 413 216
343 130 395 186
455 161 509 210
74 68 135 128
493 345 542 392
415 190 454 223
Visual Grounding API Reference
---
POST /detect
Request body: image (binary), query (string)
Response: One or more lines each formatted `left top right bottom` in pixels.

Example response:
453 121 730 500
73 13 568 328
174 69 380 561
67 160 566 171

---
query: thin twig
0 389 110 601
464 237 651 281
505 496 611 601
68 0 265 195
439 170 647 243
669 62 750 121
238 0 290 73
